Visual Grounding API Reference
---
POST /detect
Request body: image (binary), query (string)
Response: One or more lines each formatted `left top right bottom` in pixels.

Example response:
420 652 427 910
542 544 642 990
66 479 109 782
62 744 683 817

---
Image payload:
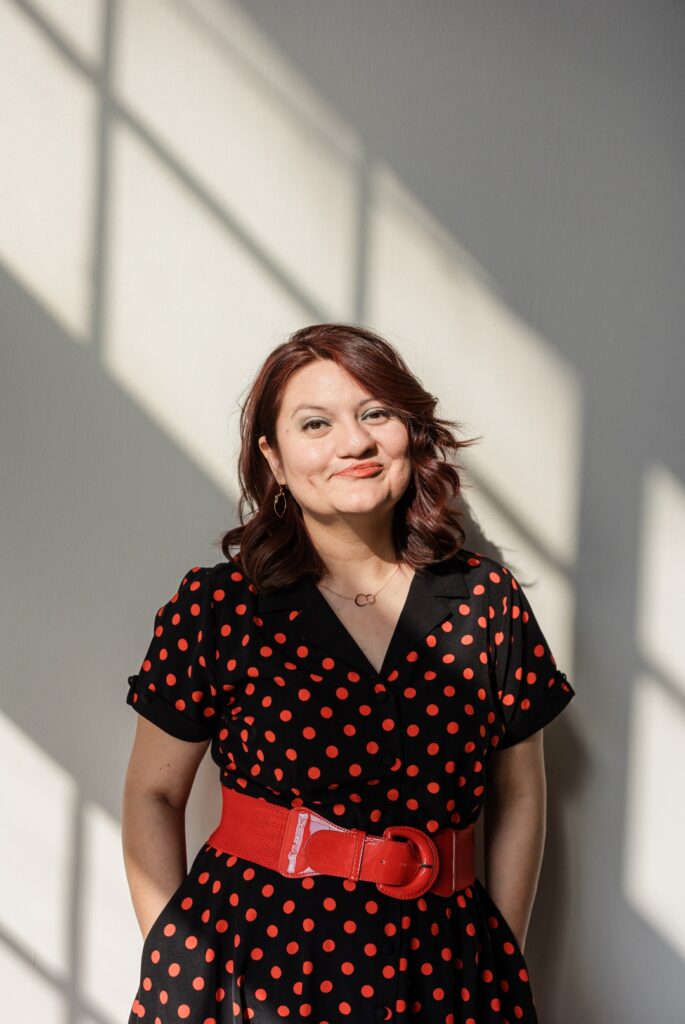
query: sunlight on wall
0 2 99 340
114 0 362 318
623 675 685 957
0 940 65 1021
0 709 76 977
103 119 304 492
623 465 685 957
635 464 685 693
0 709 144 1023
80 801 145 1020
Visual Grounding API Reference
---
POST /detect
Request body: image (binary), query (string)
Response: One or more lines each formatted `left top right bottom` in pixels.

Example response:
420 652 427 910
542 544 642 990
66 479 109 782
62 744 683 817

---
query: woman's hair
218 323 481 591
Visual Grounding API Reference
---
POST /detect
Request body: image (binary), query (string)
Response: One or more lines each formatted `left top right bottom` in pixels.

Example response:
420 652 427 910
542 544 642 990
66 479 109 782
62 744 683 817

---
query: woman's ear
258 435 284 486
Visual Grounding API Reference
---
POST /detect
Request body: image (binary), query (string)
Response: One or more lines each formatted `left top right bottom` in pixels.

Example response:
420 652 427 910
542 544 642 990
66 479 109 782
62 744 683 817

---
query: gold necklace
317 563 403 607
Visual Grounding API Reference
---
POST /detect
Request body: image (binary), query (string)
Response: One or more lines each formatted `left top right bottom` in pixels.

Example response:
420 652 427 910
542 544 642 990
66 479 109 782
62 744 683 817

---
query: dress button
381 940 394 955
383 753 395 768
373 1006 387 1020
127 675 137 686
375 689 390 703
141 689 152 704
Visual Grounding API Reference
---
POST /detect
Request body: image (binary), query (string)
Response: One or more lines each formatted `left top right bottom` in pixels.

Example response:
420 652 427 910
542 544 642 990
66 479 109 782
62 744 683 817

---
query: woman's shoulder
202 551 254 593
432 546 518 592
450 545 512 575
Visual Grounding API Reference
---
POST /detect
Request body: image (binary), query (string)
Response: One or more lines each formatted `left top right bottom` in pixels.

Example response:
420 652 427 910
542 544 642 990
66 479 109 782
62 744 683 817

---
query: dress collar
255 555 471 681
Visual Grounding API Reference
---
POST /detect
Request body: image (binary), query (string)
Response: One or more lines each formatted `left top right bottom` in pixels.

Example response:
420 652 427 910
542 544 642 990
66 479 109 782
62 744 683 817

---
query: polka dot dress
125 547 576 1023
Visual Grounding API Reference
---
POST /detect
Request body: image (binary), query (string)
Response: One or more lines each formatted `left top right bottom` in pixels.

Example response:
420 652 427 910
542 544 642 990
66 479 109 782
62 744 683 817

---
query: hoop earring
273 484 287 518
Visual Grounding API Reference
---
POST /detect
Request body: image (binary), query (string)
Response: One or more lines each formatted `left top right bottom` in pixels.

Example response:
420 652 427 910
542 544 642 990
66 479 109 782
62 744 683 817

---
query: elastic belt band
206 785 476 900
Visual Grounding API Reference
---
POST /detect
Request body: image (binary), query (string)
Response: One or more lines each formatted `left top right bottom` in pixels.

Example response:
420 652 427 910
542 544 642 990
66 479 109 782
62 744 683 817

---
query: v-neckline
308 568 420 679
254 551 472 682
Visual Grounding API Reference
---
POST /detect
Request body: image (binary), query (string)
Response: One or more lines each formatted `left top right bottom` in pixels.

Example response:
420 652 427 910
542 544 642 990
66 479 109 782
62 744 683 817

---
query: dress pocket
140 873 189 953
478 880 527 960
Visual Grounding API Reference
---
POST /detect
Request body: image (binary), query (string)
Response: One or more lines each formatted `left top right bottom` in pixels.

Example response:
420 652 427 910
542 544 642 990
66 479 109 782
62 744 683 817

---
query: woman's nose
340 421 377 449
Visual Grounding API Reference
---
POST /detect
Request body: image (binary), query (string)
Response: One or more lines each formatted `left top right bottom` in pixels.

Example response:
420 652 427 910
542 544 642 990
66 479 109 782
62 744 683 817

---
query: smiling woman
123 322 576 1024
221 323 482 592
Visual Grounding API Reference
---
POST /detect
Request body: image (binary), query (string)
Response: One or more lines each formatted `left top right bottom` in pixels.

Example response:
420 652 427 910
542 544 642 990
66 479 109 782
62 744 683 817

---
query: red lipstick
336 462 383 477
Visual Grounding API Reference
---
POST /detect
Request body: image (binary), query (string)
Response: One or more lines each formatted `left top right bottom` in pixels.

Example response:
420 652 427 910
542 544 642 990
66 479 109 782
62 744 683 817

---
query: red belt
206 786 476 900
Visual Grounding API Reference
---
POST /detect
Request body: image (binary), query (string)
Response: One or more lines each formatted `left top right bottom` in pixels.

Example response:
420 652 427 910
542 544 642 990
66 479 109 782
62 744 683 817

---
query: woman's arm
483 729 547 953
121 716 210 938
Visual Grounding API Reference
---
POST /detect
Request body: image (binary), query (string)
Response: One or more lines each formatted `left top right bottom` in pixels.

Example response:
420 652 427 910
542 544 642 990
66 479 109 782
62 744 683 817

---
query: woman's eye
302 410 390 432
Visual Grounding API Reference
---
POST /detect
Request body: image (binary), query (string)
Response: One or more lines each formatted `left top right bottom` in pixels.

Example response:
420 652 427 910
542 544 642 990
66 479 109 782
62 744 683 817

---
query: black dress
125 547 576 1023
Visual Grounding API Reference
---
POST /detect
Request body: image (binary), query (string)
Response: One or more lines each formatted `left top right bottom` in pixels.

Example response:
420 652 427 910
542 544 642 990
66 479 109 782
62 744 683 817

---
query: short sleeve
126 566 219 741
489 563 576 749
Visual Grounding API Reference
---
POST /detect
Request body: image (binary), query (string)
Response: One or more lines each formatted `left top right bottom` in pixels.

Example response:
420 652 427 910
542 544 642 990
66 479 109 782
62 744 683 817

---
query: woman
122 323 576 1023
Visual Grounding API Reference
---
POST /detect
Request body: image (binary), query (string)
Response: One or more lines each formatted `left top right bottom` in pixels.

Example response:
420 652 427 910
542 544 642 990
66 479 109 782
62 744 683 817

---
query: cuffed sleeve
126 566 220 741
489 563 576 749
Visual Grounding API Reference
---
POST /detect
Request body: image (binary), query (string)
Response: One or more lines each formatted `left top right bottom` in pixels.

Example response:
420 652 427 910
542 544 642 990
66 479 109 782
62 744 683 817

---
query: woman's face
259 360 412 524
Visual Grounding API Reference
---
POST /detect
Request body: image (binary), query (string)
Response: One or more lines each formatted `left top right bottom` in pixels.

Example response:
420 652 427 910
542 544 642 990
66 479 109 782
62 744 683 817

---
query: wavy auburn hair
218 323 481 591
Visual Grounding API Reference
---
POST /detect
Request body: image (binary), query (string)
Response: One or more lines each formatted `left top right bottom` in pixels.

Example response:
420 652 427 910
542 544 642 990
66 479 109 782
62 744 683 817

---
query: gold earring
273 484 287 518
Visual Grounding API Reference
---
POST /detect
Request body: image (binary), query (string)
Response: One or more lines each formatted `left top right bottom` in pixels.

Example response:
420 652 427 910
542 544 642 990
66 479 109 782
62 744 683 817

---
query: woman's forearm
121 789 188 939
482 790 546 952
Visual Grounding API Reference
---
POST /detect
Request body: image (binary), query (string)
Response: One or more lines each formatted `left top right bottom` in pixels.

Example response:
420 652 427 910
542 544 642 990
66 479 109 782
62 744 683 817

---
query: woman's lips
336 464 383 477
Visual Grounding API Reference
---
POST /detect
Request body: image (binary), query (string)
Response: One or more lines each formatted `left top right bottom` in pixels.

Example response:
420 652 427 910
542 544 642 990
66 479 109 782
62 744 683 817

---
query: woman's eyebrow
290 398 378 418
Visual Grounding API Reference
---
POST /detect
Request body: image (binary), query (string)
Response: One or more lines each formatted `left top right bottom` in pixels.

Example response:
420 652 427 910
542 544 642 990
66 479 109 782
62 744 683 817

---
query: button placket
373 683 402 834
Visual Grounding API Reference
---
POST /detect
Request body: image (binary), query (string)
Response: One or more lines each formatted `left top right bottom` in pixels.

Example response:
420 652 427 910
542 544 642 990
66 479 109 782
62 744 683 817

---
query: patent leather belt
206 786 476 900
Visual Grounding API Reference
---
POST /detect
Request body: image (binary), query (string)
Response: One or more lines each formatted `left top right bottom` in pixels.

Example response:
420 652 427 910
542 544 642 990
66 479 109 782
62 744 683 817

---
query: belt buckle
376 825 440 899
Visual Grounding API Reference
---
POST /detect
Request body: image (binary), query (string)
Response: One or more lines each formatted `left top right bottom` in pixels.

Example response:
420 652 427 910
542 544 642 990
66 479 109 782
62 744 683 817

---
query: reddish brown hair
218 323 480 591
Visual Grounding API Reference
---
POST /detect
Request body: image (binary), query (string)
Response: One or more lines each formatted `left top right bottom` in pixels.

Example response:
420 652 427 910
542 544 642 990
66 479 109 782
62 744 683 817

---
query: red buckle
277 807 457 900
375 825 440 899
